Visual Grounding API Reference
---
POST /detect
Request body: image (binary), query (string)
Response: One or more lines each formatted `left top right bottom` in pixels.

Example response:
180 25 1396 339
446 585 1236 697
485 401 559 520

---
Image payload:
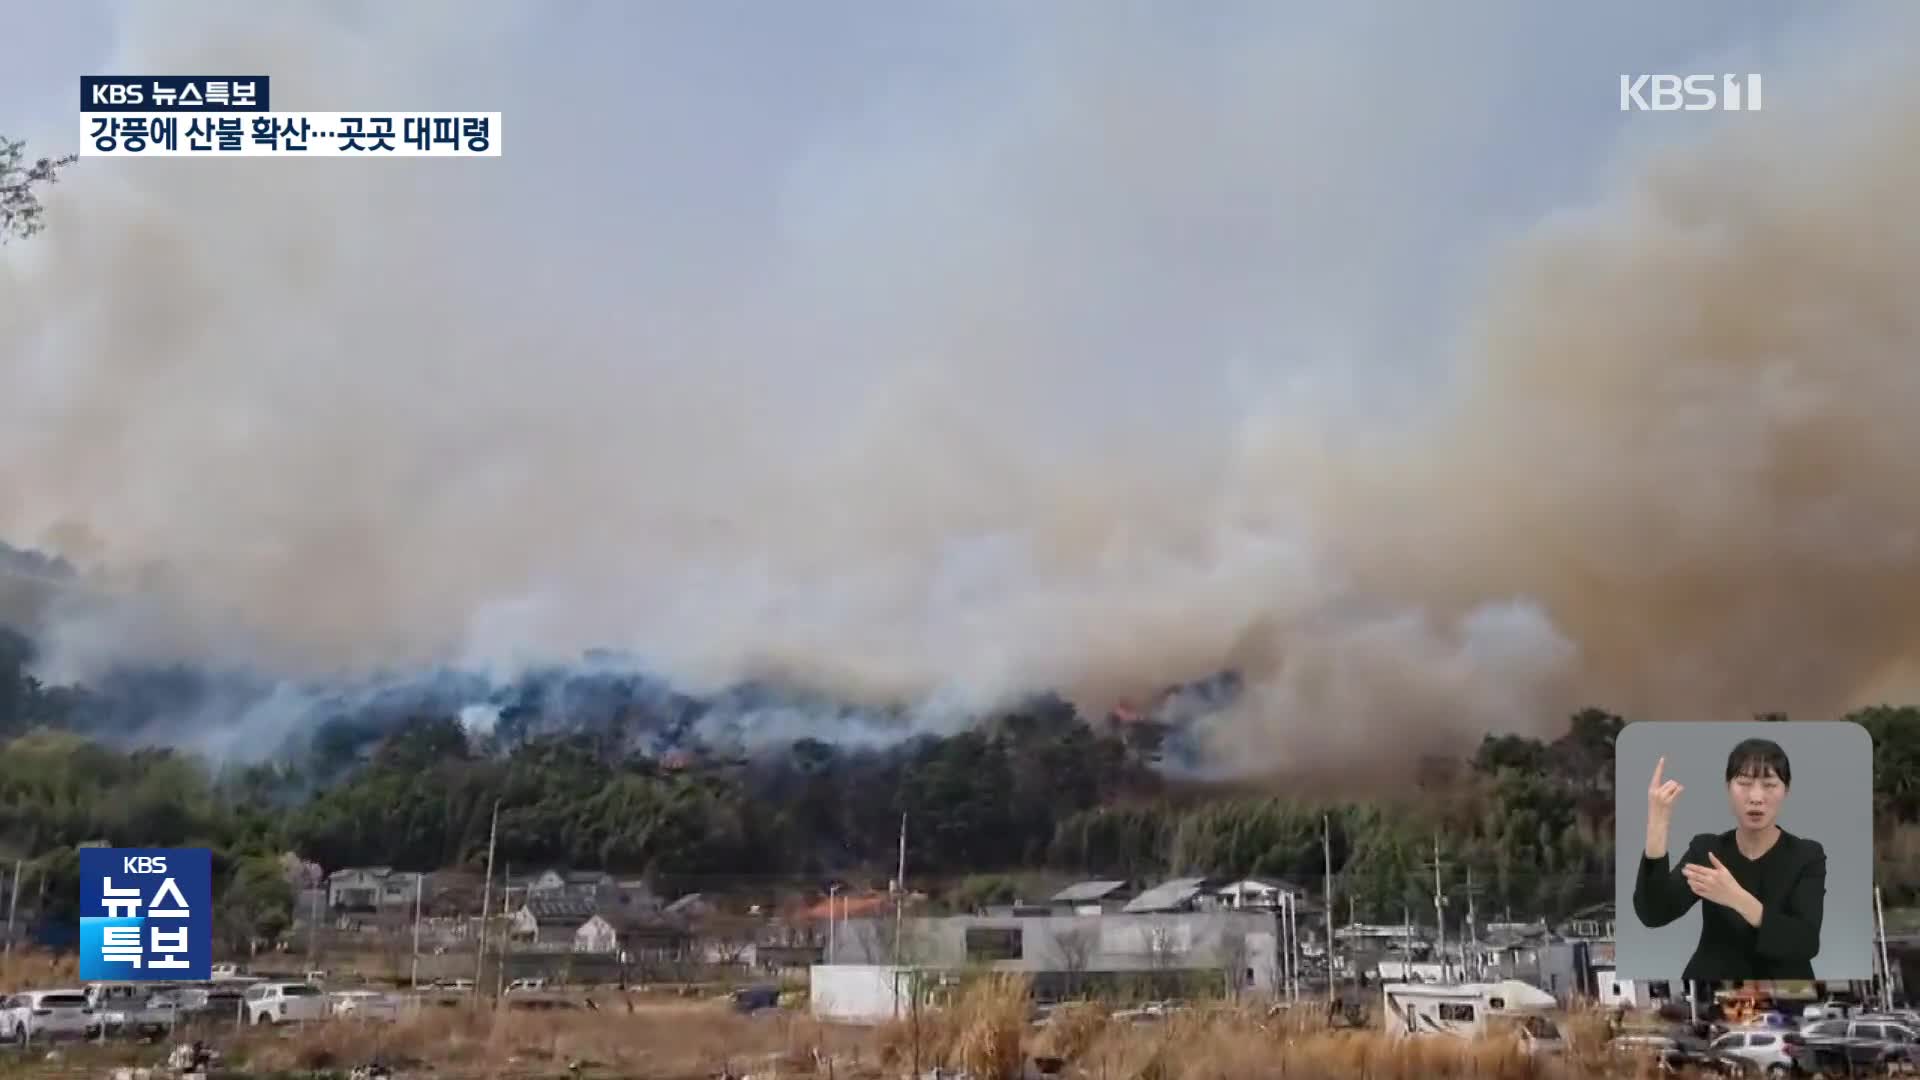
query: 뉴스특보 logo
78 848 212 981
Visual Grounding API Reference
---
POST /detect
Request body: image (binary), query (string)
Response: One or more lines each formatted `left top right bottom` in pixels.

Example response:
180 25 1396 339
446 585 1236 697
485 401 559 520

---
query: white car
329 990 402 1022
1803 999 1857 1022
2 989 100 1044
242 981 331 1025
1710 1027 1812 1077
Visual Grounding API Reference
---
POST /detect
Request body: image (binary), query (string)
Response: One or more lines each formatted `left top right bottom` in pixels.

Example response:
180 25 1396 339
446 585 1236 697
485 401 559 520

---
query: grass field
0 965 1680 1080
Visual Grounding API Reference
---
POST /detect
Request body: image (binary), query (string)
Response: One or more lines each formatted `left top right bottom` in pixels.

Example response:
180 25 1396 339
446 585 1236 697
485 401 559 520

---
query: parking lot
0 973 524 1049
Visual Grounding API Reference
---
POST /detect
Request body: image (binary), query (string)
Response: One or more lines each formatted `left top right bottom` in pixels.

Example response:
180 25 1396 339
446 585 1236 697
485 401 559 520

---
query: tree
1142 923 1182 971
1052 925 1096 998
1 137 76 242
695 911 761 966
217 854 295 955
1217 928 1250 998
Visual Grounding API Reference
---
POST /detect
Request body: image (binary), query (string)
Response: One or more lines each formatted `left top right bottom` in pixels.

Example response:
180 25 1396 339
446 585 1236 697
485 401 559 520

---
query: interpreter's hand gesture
1683 852 1754 911
1646 756 1684 858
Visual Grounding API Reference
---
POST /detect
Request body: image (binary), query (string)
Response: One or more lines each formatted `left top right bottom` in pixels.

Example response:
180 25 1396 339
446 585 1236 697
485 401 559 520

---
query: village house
506 894 691 959
1121 877 1217 914
326 867 427 912
1215 878 1315 913
1562 901 1617 941
521 868 658 910
573 912 623 953
1048 881 1134 915
509 896 599 950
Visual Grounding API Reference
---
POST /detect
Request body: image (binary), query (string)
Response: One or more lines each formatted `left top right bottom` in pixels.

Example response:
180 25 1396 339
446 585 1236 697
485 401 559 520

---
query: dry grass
874 974 1032 1079
222 999 851 1078
1064 1001 1629 1080
0 952 1670 1079
0 949 78 991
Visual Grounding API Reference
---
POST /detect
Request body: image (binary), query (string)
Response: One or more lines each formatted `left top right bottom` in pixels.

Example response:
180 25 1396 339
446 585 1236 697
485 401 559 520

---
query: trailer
810 965 915 1024
1381 979 1565 1057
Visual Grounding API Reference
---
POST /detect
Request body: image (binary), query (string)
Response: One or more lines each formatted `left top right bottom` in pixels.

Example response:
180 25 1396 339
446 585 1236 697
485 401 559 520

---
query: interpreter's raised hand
1646 756 1684 857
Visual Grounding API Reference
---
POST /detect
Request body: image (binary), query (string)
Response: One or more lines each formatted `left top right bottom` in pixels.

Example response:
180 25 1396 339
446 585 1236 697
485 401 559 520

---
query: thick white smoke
4 0 1919 772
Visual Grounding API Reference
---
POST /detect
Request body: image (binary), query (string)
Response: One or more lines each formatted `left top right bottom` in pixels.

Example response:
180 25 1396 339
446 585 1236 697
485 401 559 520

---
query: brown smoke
3 3 1919 770
1207 55 1920 769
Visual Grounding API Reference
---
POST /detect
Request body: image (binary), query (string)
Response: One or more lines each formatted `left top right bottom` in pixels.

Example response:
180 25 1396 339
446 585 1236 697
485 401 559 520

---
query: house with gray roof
507 896 599 950
1215 877 1317 913
1123 877 1214 914
1048 880 1134 914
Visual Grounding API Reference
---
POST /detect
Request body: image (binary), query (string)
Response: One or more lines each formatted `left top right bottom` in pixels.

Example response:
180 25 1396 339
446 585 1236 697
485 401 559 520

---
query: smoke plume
4 1 1920 771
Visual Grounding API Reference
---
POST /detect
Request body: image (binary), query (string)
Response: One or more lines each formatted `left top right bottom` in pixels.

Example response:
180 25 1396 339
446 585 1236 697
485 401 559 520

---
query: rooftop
1123 877 1209 914
520 897 597 924
1051 880 1129 904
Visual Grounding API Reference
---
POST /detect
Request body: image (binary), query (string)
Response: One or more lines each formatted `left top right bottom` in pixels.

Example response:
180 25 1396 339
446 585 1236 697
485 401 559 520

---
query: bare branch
1 137 77 243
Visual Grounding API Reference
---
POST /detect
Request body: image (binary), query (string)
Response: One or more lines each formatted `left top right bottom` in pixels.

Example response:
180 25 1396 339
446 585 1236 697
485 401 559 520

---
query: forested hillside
7 619 1920 938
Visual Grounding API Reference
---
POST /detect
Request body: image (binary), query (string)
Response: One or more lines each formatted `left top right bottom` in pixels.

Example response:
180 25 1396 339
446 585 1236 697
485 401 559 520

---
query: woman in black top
1632 738 1826 981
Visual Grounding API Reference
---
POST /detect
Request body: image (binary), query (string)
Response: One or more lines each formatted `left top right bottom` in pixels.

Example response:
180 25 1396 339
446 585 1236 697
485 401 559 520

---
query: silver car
1710 1027 1812 1077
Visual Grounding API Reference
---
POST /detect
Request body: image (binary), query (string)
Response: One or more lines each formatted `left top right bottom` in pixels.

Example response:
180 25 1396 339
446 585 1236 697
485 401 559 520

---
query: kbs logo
1619 74 1762 112
78 847 212 981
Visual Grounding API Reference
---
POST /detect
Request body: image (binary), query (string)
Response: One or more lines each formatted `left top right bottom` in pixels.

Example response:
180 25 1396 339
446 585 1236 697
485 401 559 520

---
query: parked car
329 990 403 1023
1802 1000 1862 1023
1710 1027 1815 1076
2 989 100 1044
1796 1018 1914 1073
1608 1032 1755 1076
167 985 248 1023
242 981 331 1025
730 985 782 1014
100 996 183 1039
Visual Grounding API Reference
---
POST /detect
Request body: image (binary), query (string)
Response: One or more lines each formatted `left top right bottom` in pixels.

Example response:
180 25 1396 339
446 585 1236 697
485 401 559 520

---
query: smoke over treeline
4 2 1920 773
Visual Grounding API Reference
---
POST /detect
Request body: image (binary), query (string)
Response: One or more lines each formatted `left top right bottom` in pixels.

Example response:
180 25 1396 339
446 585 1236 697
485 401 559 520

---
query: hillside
8 613 1920 948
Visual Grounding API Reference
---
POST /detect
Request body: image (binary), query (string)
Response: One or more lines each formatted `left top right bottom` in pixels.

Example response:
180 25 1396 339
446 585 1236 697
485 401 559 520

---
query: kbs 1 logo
1620 73 1762 112
78 848 212 981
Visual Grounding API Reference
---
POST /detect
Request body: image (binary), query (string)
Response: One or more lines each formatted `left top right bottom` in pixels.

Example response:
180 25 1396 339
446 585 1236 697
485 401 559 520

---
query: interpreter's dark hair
1726 738 1791 787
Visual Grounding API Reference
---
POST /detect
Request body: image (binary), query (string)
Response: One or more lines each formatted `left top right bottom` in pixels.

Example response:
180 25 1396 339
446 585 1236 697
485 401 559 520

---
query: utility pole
1877 886 1895 1011
1403 905 1412 974
1464 866 1481 981
307 887 320 971
3 858 21 958
1293 890 1304 1001
474 799 500 999
1426 831 1449 982
411 873 423 991
890 814 907 968
826 884 840 963
496 862 512 999
1323 814 1336 1009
